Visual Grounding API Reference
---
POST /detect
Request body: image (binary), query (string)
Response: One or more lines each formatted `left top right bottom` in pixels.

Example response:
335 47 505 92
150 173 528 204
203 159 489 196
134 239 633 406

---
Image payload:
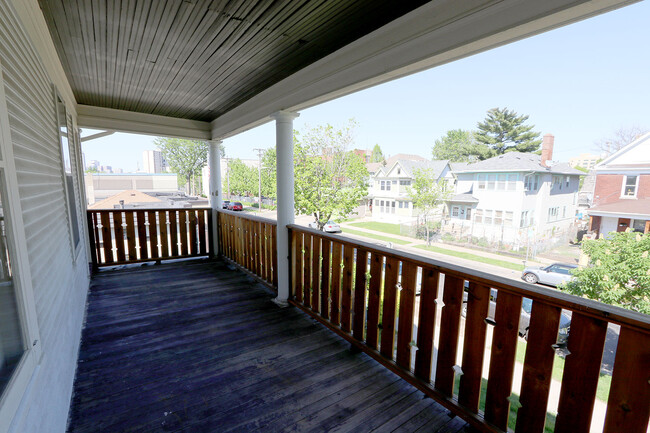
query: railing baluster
320 239 331 320
198 209 206 256
169 210 178 257
365 252 383 350
159 211 169 258
458 281 490 412
147 211 159 259
434 275 464 397
303 233 312 308
352 248 368 341
329 241 342 325
555 312 608 433
414 267 440 382
124 211 137 261
179 210 188 257
603 326 650 433
311 235 321 312
380 257 399 359
516 301 561 433
271 224 277 288
485 291 523 430
87 212 99 266
396 261 417 370
136 211 148 260
112 211 126 263
292 230 303 302
100 211 113 264
188 210 198 256
340 245 354 333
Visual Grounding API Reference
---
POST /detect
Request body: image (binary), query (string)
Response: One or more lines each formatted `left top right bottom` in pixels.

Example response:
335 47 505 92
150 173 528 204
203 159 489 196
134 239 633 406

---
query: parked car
462 288 571 341
222 200 230 209
308 220 342 233
227 201 243 211
521 263 577 287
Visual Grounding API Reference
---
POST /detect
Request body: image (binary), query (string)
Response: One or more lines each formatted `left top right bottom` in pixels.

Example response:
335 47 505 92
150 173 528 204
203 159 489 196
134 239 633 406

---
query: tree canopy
294 121 369 229
563 230 650 314
154 138 208 195
408 168 451 244
226 158 257 197
475 108 541 154
432 129 492 162
371 144 385 163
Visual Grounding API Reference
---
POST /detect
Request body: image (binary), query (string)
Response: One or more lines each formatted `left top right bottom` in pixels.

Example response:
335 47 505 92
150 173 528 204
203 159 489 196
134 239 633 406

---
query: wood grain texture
341 245 354 333
396 261 417 370
320 239 331 320
352 249 368 341
365 252 383 349
414 267 440 382
311 235 321 312
380 257 399 359
329 242 342 325
555 312 608 433
434 275 464 397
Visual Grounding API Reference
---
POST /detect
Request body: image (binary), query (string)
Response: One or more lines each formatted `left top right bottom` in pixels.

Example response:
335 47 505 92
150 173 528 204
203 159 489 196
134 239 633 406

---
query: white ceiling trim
211 0 637 140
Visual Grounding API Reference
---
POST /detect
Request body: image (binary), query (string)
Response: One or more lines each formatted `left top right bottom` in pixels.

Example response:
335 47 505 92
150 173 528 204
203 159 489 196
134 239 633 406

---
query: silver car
308 220 342 233
522 263 577 287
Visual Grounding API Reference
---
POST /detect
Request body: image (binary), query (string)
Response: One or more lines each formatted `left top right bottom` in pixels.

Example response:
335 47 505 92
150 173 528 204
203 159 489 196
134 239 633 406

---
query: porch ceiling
37 0 427 122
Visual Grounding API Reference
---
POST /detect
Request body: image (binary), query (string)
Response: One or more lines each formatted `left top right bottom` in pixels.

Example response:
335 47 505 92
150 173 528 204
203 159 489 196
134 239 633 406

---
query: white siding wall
0 2 89 432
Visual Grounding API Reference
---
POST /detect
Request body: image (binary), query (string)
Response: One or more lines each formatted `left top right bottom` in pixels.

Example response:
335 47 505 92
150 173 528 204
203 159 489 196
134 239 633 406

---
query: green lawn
515 341 611 402
415 245 524 271
343 228 411 245
348 222 404 236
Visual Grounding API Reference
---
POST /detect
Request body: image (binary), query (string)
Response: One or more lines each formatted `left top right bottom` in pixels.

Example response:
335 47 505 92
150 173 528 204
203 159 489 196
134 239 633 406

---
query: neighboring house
369 155 452 223
84 173 180 205
587 132 650 236
448 134 583 248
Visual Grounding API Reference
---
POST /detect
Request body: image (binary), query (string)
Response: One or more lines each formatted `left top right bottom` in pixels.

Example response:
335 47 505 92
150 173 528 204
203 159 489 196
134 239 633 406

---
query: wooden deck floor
67 259 472 433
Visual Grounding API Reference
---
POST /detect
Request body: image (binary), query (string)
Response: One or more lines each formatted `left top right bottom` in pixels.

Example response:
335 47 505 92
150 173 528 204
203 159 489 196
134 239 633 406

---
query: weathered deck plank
67 259 470 433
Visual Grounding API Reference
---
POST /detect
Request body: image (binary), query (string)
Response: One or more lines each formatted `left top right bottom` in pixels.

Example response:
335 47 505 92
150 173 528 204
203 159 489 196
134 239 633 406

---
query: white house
447 135 583 249
370 155 452 223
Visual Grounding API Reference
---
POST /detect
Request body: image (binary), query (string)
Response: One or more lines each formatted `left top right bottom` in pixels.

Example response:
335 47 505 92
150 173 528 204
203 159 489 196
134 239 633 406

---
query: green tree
408 168 451 245
371 144 384 163
432 129 492 162
261 147 277 199
294 121 369 230
154 138 208 195
564 230 650 314
475 108 541 154
85 166 99 173
227 158 257 197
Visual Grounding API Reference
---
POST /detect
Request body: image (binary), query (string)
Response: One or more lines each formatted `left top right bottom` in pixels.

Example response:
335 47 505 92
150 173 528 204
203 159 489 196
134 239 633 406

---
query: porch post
272 110 299 306
208 140 222 256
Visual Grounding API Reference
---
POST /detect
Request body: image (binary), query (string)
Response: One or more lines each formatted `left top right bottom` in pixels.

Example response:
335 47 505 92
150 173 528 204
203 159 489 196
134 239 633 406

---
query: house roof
595 132 650 170
89 190 163 210
448 193 479 204
455 152 583 175
588 198 650 219
377 159 449 180
366 162 383 174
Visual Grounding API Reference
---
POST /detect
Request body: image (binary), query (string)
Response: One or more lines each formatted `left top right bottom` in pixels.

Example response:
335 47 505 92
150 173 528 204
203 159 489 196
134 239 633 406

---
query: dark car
222 200 230 209
227 201 243 211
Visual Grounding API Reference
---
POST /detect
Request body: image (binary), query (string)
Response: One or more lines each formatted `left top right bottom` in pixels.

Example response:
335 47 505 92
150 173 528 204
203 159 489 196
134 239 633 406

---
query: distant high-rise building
569 153 601 170
143 150 168 173
88 159 100 170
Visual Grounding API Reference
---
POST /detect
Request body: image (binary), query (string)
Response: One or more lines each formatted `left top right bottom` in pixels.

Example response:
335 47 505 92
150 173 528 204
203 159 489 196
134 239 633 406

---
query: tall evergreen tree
475 108 541 154
370 144 384 163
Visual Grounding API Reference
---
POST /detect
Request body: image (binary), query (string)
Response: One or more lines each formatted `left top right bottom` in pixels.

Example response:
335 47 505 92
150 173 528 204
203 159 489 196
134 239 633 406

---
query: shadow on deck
67 259 472 432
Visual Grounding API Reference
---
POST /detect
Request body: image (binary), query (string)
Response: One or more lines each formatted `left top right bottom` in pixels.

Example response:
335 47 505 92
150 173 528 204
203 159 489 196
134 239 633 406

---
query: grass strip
415 245 524 271
342 229 411 245
348 222 404 236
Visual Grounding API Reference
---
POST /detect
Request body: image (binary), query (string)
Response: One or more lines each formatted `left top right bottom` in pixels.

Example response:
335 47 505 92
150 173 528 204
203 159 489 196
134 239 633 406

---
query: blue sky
83 1 650 172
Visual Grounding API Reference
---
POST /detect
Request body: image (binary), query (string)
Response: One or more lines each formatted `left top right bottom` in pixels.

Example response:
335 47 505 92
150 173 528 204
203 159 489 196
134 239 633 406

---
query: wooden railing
216 210 277 288
288 225 650 433
87 208 213 267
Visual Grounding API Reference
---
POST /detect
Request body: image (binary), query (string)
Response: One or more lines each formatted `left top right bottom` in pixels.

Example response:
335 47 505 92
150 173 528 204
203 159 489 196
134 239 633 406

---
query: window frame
621 175 639 198
0 62 42 432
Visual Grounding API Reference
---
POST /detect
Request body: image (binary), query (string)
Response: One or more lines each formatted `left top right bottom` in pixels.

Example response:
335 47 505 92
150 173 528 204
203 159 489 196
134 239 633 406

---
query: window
56 95 81 254
547 207 559 222
380 181 385 191
494 210 503 226
399 180 410 186
452 206 459 217
505 211 513 226
380 200 385 213
525 175 539 191
507 174 517 191
474 209 483 224
487 174 496 190
392 180 397 185
391 201 396 213
484 210 493 225
466 208 472 221
375 199 379 206
562 206 566 218
477 174 486 190
565 176 570 188
497 174 506 190
520 211 527 228
623 175 637 197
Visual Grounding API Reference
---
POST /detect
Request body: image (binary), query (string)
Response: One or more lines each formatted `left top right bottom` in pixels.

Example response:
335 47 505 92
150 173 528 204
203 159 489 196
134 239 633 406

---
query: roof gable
595 132 650 170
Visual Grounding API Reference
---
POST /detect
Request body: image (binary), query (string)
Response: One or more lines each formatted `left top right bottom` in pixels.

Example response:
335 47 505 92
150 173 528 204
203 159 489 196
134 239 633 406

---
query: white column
208 140 222 256
272 110 299 306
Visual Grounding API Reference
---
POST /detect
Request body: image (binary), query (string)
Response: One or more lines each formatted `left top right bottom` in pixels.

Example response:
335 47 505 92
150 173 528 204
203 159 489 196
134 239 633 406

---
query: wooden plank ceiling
38 0 429 122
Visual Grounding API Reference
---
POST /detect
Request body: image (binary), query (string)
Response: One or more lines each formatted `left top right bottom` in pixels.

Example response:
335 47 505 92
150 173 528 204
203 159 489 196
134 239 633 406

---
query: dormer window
623 175 638 197
397 168 401 175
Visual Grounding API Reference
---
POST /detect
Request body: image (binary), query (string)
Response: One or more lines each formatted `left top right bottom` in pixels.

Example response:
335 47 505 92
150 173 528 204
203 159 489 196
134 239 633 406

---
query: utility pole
253 148 264 213
224 157 231 200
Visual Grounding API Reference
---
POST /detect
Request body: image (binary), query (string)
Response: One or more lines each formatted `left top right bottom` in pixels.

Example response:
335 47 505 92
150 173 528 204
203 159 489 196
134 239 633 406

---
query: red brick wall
638 174 650 199
593 174 623 206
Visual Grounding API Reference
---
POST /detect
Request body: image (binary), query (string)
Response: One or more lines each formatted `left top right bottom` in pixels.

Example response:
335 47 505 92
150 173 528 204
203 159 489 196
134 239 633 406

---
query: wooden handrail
287 225 650 433
87 208 213 267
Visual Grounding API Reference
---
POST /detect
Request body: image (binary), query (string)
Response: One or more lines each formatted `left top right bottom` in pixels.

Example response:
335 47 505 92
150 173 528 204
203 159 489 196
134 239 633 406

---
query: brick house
588 132 650 235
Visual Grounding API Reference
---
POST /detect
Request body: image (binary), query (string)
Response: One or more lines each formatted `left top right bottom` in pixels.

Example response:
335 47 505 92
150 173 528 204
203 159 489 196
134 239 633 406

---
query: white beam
77 105 212 140
272 110 299 306
211 0 636 139
208 140 222 255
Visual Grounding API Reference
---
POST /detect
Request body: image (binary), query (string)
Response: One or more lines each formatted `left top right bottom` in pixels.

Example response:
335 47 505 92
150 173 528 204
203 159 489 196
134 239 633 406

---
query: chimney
541 133 554 167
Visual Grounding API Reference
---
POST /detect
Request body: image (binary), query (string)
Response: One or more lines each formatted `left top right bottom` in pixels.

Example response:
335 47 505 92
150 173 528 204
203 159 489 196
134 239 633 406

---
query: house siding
593 174 624 206
0 2 89 432
638 174 650 199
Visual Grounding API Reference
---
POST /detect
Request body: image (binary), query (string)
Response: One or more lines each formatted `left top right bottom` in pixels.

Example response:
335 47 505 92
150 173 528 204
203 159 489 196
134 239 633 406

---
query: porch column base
208 140 223 256
271 297 290 308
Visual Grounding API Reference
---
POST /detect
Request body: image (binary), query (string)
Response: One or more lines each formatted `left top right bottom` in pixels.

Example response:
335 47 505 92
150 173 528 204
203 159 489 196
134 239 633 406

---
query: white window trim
620 174 639 199
0 62 42 433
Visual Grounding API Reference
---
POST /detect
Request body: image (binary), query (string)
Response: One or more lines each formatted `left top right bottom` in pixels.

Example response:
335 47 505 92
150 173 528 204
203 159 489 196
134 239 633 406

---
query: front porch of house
68 259 471 433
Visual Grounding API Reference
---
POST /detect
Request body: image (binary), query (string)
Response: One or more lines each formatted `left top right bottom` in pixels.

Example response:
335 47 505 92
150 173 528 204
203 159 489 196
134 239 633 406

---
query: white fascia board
587 210 650 219
10 0 77 115
211 0 636 139
77 105 212 140
594 132 650 168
